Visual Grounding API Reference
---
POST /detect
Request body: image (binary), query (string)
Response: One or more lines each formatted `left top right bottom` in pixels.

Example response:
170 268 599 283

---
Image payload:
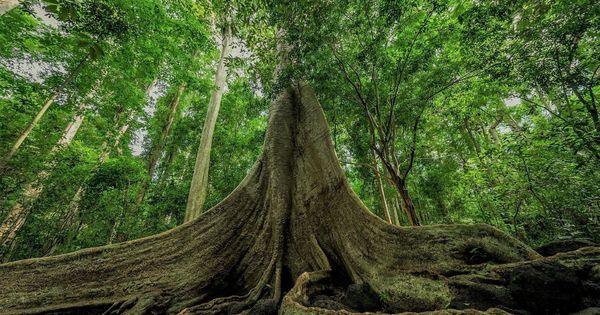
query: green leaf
58 7 69 21
77 41 89 47
70 7 78 20
94 44 105 57
47 4 58 12
44 0 58 4
89 46 97 60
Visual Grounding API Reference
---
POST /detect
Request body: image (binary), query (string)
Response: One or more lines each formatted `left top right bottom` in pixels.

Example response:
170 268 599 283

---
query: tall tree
185 26 232 221
135 51 200 208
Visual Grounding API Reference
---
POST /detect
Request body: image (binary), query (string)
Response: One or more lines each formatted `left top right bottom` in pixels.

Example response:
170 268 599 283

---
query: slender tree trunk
43 80 157 256
0 0 21 16
389 191 401 225
0 87 98 256
392 178 421 226
156 147 179 193
464 117 497 182
135 51 198 207
184 27 232 222
43 110 138 256
177 149 192 184
135 82 187 207
371 150 392 224
464 117 483 156
0 55 89 170
489 115 503 147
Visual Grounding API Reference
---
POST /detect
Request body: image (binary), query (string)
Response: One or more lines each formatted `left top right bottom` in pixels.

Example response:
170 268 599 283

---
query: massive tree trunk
0 0 21 16
0 54 89 171
3 83 596 315
185 27 232 221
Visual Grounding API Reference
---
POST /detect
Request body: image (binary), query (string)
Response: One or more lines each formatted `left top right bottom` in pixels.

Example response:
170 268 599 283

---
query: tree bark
0 83 546 315
185 27 232 222
0 0 21 16
0 54 89 171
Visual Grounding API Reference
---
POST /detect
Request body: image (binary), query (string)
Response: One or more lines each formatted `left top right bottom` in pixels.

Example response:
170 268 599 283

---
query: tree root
1 83 597 315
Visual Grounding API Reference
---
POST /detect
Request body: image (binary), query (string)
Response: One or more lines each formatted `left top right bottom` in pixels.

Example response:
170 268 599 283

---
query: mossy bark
0 83 542 315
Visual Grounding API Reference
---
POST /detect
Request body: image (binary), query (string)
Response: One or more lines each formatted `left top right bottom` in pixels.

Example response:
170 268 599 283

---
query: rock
509 260 582 314
312 299 355 312
449 283 517 311
248 299 278 315
570 308 600 315
536 239 598 257
341 283 380 312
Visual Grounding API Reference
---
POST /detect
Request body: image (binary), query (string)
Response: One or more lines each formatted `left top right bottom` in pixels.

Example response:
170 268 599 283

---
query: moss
370 274 452 311
454 236 526 265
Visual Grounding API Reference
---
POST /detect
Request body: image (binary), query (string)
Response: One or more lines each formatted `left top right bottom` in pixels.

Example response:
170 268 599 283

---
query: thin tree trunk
135 83 187 207
465 117 482 156
135 51 198 207
0 0 21 16
489 115 503 147
156 147 179 193
0 87 98 255
177 149 192 184
43 80 157 256
0 54 89 170
393 178 421 226
388 190 401 225
184 27 232 222
371 150 392 224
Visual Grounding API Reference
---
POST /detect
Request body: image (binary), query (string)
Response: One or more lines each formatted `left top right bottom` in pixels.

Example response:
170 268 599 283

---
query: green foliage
1 0 599 262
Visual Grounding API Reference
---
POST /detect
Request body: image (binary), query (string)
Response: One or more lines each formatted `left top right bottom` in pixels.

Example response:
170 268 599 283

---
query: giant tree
1 82 575 315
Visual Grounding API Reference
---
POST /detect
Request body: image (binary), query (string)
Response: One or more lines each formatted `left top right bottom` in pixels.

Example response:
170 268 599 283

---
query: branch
403 101 428 179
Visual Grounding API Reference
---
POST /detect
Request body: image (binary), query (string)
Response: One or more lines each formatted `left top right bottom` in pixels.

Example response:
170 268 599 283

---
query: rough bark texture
185 27 232 221
0 83 561 315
